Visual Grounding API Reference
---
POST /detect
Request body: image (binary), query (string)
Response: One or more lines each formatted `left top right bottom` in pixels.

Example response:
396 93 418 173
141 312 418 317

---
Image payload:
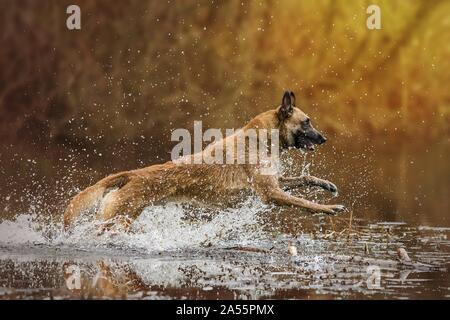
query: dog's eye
304 119 310 125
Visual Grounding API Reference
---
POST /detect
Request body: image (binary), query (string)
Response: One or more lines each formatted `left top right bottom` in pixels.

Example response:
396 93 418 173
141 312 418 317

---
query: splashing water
0 150 318 254
0 197 270 253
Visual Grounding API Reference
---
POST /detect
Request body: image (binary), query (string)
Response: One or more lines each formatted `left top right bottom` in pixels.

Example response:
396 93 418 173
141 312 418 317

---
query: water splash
0 197 270 253
0 214 47 244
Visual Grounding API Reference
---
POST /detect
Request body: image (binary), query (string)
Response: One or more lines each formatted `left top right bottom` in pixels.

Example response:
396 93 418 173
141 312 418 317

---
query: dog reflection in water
63 262 146 298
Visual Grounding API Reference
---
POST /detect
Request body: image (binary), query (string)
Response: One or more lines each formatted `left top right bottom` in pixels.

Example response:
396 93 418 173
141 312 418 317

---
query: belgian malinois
64 91 345 231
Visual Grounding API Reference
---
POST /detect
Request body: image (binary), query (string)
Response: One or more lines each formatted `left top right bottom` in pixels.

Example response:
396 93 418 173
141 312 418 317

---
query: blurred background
0 0 449 225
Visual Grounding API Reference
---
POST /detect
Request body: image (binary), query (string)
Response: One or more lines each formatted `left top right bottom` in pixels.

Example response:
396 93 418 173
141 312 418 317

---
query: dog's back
63 110 279 229
63 92 346 231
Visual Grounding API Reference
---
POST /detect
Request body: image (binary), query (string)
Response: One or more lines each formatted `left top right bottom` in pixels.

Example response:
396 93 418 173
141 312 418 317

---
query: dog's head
277 91 326 151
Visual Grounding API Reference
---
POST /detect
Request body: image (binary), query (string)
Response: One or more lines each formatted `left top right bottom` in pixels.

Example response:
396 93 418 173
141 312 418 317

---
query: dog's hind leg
63 185 105 230
279 176 337 193
96 183 170 234
96 193 146 233
63 173 131 230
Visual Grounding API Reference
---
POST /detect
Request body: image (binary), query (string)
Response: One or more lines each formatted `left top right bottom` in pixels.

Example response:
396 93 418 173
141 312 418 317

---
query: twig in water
225 246 270 253
329 216 336 233
346 200 357 243
364 243 370 254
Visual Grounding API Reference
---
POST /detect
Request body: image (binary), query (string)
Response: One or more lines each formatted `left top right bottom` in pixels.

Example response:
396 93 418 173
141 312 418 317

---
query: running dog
64 91 345 231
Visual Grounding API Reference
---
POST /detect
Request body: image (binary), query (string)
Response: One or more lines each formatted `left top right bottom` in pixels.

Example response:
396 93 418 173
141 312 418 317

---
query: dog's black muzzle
294 129 326 151
314 132 327 145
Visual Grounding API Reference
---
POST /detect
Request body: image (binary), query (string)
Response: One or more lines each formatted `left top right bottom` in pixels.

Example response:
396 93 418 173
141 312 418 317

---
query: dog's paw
322 181 338 193
324 204 346 215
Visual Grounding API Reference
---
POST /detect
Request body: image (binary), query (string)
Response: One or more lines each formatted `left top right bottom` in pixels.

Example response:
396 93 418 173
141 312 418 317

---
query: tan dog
63 91 345 231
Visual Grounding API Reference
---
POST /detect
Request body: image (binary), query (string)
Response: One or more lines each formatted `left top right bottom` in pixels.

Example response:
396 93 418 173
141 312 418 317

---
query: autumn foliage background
1 0 449 153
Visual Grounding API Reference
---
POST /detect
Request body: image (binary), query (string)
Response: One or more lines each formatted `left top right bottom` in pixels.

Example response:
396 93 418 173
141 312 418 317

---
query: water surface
0 139 448 299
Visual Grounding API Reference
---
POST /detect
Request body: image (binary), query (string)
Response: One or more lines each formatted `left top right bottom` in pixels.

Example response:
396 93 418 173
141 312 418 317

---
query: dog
63 91 345 231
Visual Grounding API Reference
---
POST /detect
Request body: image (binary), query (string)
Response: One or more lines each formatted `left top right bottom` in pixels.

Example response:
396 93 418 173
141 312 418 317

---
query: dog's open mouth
295 135 316 151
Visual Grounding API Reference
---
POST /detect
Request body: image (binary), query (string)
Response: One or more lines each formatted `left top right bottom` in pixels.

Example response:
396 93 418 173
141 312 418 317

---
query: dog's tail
63 173 130 230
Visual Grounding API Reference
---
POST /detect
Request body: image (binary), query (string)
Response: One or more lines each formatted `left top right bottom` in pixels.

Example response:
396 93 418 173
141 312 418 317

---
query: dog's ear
290 91 296 106
278 91 293 120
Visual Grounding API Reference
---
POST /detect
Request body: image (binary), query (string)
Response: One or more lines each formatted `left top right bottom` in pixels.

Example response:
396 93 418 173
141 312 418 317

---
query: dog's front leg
253 174 345 215
265 188 345 215
279 175 337 193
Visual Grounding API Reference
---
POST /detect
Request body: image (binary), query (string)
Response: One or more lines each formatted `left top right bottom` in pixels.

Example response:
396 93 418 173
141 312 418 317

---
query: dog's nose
318 135 327 144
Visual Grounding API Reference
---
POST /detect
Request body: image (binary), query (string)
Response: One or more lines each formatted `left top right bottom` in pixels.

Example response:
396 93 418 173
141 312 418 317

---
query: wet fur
63 92 345 231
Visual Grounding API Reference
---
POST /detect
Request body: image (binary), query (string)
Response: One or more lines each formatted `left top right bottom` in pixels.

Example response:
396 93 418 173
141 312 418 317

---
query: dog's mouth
294 131 326 151
295 135 316 151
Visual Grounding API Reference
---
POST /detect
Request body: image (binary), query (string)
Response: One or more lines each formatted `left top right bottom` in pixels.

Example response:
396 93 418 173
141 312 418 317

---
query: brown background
0 0 449 222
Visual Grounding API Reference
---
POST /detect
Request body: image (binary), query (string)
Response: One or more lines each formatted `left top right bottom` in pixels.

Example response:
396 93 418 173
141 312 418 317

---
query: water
0 138 449 299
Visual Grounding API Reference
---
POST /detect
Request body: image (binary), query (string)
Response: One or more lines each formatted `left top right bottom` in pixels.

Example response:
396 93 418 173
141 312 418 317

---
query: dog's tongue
306 141 315 151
